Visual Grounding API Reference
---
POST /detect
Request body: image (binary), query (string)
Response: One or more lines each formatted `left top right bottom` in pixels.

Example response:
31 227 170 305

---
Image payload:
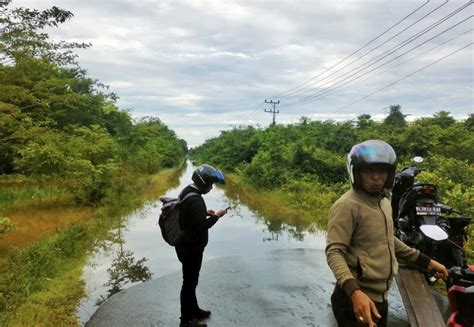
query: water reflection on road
78 161 326 324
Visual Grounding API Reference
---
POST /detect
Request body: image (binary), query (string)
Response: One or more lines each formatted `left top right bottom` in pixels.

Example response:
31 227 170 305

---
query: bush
0 217 15 238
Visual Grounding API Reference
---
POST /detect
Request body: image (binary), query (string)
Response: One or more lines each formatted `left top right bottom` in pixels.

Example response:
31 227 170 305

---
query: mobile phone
225 206 231 211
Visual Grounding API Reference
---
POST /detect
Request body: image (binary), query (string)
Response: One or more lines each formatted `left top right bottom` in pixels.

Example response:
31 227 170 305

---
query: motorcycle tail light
421 185 435 195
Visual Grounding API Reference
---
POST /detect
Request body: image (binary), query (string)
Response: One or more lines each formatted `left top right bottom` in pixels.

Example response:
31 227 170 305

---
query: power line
271 1 432 100
283 2 472 107
285 1 472 106
279 1 450 101
239 1 472 128
336 42 473 111
310 28 472 100
285 15 472 107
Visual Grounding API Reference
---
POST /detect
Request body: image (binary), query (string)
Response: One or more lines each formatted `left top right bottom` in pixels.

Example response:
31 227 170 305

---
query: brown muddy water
78 162 327 325
0 203 94 257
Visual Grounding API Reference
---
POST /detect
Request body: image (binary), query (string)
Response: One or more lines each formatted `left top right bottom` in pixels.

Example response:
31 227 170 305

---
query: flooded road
78 161 326 324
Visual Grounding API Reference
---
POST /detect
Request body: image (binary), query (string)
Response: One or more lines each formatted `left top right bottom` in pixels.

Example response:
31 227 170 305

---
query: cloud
108 81 133 89
162 93 205 107
13 0 474 145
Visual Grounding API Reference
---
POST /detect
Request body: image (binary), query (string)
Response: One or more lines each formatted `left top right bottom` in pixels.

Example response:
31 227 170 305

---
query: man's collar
189 184 203 193
352 187 386 203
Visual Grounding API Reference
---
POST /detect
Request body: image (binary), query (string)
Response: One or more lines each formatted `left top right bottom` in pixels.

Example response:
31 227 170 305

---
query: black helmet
347 140 397 189
192 164 225 190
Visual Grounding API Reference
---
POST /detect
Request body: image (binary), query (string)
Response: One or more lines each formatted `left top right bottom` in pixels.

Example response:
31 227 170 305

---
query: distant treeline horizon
191 106 473 218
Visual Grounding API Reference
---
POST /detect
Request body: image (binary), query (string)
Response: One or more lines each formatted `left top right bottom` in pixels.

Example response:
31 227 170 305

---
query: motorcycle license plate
416 206 441 215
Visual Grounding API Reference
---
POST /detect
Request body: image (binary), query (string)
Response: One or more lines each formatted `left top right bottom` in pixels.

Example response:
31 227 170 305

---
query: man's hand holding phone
216 206 231 218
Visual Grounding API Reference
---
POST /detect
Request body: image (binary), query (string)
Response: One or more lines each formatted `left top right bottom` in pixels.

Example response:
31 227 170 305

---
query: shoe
194 308 211 320
179 318 207 327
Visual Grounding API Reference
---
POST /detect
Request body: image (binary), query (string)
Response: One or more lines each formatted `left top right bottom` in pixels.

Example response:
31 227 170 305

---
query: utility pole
264 99 280 126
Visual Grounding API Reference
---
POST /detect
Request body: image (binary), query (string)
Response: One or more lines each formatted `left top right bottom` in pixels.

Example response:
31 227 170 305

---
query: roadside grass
14 264 86 326
0 166 183 326
0 175 68 214
0 224 89 326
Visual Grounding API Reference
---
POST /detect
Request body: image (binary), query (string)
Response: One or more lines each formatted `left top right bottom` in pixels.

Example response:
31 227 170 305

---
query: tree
0 1 188 208
13 127 67 175
356 114 373 129
399 124 438 158
432 111 455 127
0 104 19 173
123 117 187 173
383 105 407 127
417 110 456 128
0 1 90 66
465 114 474 131
299 116 311 125
0 58 118 129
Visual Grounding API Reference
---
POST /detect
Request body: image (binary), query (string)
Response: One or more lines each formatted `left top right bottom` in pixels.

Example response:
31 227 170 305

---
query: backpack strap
178 191 200 204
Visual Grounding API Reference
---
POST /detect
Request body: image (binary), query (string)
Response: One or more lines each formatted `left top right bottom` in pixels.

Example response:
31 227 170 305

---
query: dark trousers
331 286 388 327
175 244 204 321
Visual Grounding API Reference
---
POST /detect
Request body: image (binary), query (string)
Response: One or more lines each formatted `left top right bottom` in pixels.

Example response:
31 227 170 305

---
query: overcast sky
13 0 474 146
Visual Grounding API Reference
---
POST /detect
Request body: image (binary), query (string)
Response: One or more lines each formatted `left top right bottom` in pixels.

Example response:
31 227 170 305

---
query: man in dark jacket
176 164 228 327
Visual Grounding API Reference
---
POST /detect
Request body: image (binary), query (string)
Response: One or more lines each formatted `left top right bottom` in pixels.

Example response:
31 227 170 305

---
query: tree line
0 2 186 205
191 106 474 218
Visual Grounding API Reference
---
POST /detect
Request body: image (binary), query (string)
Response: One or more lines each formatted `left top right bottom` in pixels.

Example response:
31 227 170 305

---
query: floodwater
0 203 94 257
78 161 327 324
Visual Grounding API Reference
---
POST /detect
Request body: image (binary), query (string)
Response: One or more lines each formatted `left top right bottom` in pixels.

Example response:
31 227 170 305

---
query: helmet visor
212 169 225 184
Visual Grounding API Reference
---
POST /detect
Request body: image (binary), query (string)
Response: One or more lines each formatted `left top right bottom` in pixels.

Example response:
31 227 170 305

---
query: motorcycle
446 265 474 327
391 156 471 270
391 157 473 326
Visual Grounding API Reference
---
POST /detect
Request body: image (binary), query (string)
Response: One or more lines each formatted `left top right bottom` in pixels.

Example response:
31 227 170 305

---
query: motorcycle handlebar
438 204 453 213
435 203 468 217
448 266 474 275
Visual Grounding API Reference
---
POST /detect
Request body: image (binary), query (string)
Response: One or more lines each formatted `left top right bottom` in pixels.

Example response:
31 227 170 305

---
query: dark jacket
178 185 219 248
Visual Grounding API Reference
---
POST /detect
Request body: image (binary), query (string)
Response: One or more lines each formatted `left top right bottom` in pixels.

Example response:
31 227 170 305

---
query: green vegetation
0 175 67 213
0 167 183 326
192 108 474 260
0 218 15 239
0 1 187 205
0 2 187 325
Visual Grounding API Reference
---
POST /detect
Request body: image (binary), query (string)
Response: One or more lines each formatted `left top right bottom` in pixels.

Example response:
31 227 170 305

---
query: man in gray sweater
326 140 448 327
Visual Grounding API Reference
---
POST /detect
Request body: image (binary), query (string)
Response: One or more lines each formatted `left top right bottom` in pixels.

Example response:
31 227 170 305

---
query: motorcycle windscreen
419 224 448 241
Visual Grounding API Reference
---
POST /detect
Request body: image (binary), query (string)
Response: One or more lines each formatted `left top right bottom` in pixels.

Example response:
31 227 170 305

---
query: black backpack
158 192 199 246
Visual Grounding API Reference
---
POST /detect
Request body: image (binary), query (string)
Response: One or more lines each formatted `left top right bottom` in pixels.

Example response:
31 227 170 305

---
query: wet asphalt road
85 248 424 327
